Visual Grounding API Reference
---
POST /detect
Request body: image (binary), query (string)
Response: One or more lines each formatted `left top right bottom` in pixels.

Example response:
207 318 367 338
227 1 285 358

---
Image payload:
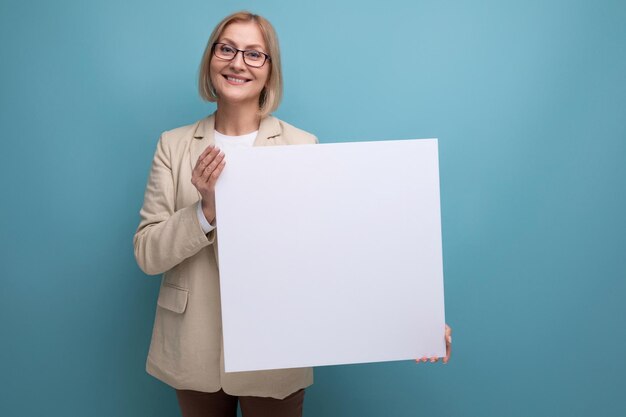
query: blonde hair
198 11 283 118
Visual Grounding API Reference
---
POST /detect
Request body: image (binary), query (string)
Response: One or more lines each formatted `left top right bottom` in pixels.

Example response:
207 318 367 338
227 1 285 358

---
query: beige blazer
133 114 317 399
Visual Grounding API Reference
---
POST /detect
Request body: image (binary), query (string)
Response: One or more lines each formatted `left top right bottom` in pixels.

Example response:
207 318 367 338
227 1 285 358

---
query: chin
217 89 262 105
218 95 261 108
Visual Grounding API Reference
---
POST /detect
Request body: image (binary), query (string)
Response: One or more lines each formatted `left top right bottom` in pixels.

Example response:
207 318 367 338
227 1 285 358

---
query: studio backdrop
1 0 625 416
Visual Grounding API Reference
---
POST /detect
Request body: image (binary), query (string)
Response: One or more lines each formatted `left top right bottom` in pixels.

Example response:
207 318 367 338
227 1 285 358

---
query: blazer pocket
157 283 189 314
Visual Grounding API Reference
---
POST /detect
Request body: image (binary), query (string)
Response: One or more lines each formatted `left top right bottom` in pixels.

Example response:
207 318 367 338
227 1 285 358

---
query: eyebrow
219 37 266 51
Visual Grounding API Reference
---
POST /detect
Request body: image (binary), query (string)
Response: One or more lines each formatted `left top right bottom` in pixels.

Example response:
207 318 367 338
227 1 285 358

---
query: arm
133 134 214 275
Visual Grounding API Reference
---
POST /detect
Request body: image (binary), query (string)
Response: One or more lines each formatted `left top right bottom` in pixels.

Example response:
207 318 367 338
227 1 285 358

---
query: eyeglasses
212 43 271 68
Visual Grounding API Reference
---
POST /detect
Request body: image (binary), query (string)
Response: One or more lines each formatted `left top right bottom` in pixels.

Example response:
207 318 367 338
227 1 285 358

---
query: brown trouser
175 388 305 417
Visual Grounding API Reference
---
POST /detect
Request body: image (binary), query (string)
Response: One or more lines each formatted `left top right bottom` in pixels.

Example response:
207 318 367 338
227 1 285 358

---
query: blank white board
215 139 445 372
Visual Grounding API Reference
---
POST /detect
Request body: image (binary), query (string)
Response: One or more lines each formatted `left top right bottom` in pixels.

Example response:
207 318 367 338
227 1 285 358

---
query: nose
229 50 246 71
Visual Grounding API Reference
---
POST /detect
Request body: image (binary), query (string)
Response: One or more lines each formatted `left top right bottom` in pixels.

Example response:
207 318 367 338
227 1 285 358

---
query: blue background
1 0 625 416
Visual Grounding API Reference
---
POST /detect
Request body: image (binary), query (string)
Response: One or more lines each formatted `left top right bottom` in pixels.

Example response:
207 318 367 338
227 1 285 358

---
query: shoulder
160 119 201 144
274 117 318 145
163 122 198 139
156 118 205 153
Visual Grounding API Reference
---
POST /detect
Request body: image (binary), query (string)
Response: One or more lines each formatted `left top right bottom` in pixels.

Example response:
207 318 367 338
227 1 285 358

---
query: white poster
215 139 446 372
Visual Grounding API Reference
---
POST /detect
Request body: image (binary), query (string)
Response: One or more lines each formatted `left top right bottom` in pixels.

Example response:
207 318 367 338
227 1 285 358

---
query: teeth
227 76 247 84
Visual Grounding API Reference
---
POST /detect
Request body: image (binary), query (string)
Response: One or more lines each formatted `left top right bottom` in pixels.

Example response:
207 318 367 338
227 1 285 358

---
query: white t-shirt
196 130 258 233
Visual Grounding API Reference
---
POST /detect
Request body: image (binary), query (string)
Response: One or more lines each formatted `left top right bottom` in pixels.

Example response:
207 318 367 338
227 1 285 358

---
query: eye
245 50 263 60
220 44 236 54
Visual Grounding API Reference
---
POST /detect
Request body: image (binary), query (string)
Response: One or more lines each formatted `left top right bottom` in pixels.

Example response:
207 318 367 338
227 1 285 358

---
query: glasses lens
243 50 265 67
215 44 236 60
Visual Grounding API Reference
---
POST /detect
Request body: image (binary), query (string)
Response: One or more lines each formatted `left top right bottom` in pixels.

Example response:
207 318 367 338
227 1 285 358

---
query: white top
196 130 259 234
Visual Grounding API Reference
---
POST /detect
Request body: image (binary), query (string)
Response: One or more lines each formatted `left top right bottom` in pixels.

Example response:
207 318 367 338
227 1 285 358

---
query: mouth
223 74 251 85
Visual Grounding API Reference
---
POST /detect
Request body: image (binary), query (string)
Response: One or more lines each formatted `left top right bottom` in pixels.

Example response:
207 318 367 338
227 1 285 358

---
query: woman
134 11 451 417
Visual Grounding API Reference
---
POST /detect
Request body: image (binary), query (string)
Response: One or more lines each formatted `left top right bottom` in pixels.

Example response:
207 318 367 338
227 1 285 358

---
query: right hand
191 145 226 224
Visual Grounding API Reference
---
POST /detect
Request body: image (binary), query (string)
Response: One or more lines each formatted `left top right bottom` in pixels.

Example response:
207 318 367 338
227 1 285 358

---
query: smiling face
209 21 270 109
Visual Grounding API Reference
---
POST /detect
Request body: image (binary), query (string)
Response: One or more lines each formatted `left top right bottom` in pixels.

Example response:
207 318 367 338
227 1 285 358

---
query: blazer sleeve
133 133 214 275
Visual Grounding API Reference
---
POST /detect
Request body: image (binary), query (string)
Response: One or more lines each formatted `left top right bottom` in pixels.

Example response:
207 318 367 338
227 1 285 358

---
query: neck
214 101 261 136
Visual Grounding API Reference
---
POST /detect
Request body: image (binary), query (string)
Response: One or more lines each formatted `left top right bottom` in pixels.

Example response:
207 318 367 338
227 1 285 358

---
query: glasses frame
212 43 271 68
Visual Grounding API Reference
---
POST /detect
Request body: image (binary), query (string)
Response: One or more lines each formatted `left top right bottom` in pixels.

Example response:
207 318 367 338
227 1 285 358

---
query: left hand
191 145 226 224
416 324 452 364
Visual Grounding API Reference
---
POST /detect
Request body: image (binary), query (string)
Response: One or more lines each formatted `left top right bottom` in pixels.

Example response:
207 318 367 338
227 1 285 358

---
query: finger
193 155 212 183
194 145 215 172
444 340 451 364
421 356 428 363
208 159 226 185
200 164 213 183
202 150 224 174
201 152 224 182
430 357 438 363
194 147 221 178
206 161 226 190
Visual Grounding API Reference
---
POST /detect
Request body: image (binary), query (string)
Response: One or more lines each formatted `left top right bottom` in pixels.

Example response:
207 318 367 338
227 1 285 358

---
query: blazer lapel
190 113 285 171
189 114 216 172
254 115 283 146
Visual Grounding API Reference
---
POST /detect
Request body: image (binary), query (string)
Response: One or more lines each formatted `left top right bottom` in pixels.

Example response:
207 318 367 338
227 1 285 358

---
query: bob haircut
198 11 283 118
